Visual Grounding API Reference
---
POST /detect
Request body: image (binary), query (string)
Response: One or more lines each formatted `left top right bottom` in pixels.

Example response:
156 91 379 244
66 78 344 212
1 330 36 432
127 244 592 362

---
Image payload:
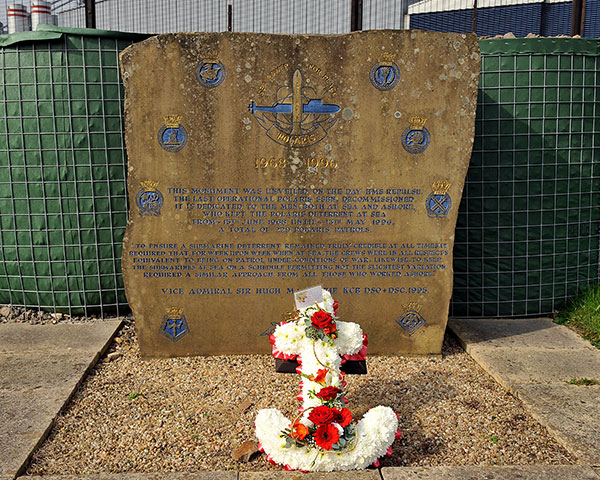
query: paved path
449 317 600 466
0 321 122 479
15 465 600 479
2 317 599 480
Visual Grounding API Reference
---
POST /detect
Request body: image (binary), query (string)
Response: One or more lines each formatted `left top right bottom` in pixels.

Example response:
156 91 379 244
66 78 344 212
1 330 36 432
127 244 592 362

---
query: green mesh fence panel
0 34 598 317
450 39 600 317
0 28 144 315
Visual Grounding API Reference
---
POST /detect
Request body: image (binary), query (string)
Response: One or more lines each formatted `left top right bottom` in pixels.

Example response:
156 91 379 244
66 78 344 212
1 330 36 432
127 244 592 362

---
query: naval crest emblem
136 180 164 216
249 69 340 147
158 115 188 152
370 52 401 91
426 181 452 218
396 303 426 336
196 57 226 88
160 307 190 342
401 115 431 154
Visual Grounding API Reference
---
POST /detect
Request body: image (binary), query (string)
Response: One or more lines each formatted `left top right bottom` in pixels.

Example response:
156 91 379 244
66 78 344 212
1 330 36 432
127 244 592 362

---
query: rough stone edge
11 319 123 480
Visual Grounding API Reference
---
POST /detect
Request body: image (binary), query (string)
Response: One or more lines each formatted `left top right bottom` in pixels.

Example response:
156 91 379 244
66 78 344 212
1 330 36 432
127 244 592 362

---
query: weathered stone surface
0 321 121 478
0 321 122 354
516 383 600 465
457 346 600 386
0 353 93 390
450 318 600 466
0 388 75 476
380 466 600 479
120 31 480 357
448 317 589 350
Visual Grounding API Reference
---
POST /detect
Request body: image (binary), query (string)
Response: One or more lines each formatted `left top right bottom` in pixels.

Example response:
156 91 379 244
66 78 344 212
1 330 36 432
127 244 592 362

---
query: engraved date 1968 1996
255 157 338 170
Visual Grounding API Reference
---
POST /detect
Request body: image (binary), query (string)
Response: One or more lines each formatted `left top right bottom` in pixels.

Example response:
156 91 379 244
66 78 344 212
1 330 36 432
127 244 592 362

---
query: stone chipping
19 315 574 474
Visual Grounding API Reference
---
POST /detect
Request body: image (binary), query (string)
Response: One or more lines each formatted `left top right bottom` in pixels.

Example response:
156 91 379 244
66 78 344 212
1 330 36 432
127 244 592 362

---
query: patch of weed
568 377 599 386
554 284 600 349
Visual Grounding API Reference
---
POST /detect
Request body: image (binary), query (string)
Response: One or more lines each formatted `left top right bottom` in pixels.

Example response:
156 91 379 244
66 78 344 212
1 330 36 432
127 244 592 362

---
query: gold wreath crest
203 52 219 64
163 115 182 128
432 181 451 195
140 180 159 192
408 115 427 130
377 51 396 66
404 302 423 313
166 306 184 317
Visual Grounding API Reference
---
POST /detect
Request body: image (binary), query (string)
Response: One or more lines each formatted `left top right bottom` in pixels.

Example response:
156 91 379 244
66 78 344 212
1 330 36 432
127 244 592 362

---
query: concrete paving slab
241 472 379 479
449 317 600 467
0 433 47 479
448 317 587 350
0 353 96 391
0 322 123 355
0 320 121 479
459 346 600 387
516 383 600 465
381 465 599 479
21 474 236 480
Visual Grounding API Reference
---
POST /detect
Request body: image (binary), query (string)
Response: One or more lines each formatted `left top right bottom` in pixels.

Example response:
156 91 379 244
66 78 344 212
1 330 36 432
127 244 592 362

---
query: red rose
311 310 333 329
308 405 335 425
333 301 339 312
332 407 352 427
313 424 340 450
316 386 341 401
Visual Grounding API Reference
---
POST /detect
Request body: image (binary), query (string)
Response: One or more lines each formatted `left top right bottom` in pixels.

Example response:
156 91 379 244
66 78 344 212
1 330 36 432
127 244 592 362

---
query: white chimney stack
7 4 29 33
31 0 52 31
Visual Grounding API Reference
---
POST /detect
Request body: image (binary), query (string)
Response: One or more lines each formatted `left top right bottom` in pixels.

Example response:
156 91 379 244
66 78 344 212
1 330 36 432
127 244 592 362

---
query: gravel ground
3 308 574 474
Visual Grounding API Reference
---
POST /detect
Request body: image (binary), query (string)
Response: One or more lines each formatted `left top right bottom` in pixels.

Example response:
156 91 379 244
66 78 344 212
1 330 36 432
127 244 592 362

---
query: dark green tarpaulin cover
479 38 600 55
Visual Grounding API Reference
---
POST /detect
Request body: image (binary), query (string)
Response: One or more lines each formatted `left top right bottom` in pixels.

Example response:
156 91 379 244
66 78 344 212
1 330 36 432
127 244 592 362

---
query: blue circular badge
426 192 452 218
196 61 226 88
136 188 164 216
370 62 400 90
158 124 188 152
401 127 431 154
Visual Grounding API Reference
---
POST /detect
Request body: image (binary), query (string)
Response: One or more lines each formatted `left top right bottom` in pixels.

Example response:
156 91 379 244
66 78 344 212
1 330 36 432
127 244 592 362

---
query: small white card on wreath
294 286 324 310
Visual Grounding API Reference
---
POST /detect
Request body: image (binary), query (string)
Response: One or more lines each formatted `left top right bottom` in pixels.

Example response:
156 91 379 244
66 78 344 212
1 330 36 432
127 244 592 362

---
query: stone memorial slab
120 30 480 357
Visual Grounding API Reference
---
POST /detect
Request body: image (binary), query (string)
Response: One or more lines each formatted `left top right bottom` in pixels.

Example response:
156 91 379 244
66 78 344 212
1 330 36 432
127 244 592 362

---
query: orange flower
290 421 309 440
309 368 329 383
323 323 337 335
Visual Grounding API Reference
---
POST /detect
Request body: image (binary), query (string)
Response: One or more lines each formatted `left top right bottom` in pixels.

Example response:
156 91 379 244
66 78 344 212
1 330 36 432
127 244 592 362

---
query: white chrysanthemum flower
273 321 305 355
335 321 364 355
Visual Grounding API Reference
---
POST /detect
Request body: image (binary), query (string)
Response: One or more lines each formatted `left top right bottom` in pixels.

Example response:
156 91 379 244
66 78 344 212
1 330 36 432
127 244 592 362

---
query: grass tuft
554 283 600 350
567 377 599 386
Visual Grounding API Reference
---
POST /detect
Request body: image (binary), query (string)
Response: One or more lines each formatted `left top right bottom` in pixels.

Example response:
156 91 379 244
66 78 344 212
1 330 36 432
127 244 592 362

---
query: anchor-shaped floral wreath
255 289 401 471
